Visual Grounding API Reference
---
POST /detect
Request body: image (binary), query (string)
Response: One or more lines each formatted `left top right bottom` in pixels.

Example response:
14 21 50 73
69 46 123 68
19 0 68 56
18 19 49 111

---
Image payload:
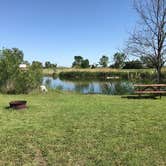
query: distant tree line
71 52 153 69
44 61 57 69
23 60 57 69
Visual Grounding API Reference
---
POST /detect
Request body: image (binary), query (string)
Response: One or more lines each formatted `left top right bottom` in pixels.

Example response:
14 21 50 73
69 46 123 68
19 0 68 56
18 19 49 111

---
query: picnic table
134 84 166 98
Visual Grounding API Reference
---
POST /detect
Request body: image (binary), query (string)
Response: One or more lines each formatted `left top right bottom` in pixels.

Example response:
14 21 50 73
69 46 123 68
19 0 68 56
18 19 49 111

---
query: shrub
123 60 143 69
0 48 42 94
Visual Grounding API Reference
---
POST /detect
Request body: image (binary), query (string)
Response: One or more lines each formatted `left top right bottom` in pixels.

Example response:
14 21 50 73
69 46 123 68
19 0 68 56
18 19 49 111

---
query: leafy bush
123 60 143 69
0 48 42 94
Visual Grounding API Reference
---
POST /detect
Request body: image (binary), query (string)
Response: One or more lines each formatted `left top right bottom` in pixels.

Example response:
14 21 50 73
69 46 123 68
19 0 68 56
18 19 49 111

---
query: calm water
43 77 134 95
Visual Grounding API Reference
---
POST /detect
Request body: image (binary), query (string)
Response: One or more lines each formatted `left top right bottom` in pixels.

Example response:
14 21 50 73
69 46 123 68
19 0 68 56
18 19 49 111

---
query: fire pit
9 100 27 110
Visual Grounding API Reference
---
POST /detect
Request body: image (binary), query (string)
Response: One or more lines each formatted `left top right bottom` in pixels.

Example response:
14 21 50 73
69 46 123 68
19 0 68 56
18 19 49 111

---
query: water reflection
43 77 134 95
44 78 52 87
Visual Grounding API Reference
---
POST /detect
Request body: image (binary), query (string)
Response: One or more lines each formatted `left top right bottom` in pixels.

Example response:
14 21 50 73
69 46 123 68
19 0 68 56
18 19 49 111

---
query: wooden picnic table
134 84 166 98
134 84 166 87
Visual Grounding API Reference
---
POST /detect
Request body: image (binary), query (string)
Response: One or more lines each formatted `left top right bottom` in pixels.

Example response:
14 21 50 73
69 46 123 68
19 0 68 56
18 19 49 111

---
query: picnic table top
134 84 166 87
135 90 166 93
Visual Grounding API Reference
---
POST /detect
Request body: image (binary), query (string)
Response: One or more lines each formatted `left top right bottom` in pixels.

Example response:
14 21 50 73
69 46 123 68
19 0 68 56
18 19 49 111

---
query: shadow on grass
4 106 28 111
121 95 158 99
5 106 10 109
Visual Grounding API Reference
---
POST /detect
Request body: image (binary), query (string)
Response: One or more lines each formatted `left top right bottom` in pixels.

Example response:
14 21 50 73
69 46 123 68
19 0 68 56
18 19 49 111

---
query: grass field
0 91 166 165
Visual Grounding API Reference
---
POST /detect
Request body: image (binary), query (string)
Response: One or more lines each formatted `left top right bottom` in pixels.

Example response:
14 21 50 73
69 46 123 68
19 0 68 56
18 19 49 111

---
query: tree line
71 53 151 69
23 61 57 69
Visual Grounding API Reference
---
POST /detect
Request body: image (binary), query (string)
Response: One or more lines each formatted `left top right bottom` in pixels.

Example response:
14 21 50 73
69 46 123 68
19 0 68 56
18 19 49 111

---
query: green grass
43 67 166 76
0 91 166 165
43 68 155 75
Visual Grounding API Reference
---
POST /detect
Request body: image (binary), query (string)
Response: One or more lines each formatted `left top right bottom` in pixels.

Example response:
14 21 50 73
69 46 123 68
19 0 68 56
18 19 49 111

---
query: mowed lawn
0 91 165 165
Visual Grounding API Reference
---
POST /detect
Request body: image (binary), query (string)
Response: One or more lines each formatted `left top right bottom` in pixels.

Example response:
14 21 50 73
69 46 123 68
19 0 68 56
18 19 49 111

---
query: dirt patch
34 147 47 166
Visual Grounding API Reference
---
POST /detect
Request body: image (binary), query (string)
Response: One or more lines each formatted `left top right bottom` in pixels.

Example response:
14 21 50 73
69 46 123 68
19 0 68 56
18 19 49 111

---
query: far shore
43 67 158 76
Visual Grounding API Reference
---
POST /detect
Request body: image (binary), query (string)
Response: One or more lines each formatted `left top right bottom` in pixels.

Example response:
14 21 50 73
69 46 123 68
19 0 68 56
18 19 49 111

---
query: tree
32 61 43 68
113 52 126 68
72 56 89 68
126 0 166 83
99 55 109 67
123 60 143 69
72 56 83 68
0 48 42 94
50 63 57 68
140 56 154 68
45 61 51 68
0 48 23 91
81 59 90 68
45 61 57 70
23 60 30 66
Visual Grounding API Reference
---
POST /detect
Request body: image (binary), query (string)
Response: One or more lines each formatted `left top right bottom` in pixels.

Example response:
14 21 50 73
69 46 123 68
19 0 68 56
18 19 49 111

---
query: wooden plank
134 84 166 87
134 91 166 94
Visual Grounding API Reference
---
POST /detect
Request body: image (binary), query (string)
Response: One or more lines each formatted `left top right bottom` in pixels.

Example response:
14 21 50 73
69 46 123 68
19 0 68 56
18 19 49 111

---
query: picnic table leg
138 87 141 97
159 87 161 99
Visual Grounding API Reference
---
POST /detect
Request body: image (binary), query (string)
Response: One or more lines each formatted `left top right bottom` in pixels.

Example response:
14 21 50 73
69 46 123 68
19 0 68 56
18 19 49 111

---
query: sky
0 0 137 67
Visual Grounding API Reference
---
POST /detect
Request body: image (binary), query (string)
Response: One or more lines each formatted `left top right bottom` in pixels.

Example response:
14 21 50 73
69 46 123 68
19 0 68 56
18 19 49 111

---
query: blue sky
0 0 137 66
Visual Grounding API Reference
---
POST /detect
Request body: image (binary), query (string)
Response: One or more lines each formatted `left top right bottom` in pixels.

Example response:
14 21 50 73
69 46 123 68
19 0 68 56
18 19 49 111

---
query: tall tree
32 61 43 68
81 59 90 68
45 61 51 68
140 56 154 68
99 55 109 67
0 48 24 87
126 0 166 83
113 52 126 69
72 56 83 68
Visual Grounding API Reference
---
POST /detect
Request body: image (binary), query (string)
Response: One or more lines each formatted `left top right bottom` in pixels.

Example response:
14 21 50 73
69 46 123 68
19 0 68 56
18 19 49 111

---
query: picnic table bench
134 84 166 98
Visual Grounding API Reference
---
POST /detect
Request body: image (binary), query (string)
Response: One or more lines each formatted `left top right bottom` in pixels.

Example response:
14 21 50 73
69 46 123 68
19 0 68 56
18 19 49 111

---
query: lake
43 77 134 95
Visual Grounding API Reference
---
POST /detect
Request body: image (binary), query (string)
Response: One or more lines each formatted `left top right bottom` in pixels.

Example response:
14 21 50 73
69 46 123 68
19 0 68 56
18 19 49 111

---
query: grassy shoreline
43 68 166 82
43 68 156 76
0 91 165 165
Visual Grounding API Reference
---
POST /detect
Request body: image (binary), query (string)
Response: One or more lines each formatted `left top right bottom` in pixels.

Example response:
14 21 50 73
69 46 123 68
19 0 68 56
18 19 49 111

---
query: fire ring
9 100 27 110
